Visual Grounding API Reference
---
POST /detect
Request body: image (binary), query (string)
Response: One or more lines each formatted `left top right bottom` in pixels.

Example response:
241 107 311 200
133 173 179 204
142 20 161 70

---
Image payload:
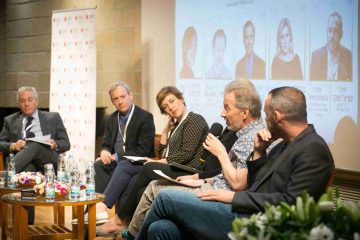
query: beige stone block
122 8 135 28
115 71 129 84
5 39 19 53
32 18 51 35
0 55 4 72
97 9 122 31
7 52 50 72
6 20 32 37
134 26 141 47
134 3 141 27
6 18 50 38
0 74 5 91
6 72 39 89
0 24 5 38
38 72 51 90
97 49 116 72
96 71 119 92
5 91 18 108
96 0 116 10
128 71 141 93
6 3 33 20
98 49 132 71
96 31 114 48
7 0 33 4
133 93 141 106
0 92 6 106
31 1 52 18
7 36 51 53
113 31 134 48
38 92 49 108
124 70 135 83
133 47 141 71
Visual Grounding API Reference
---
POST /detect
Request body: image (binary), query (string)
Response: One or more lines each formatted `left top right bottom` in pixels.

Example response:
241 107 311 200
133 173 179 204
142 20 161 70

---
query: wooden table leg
76 206 85 239
1 200 7 240
53 205 58 224
54 206 65 225
19 205 28 240
12 205 20 240
88 203 97 240
72 206 78 237
58 206 65 225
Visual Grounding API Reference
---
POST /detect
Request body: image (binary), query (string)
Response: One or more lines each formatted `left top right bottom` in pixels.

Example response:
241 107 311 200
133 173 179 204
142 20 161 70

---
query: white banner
50 8 97 175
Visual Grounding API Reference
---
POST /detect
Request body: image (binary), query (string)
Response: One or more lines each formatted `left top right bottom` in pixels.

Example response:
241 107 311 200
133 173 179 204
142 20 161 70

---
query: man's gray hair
224 79 262 119
17 86 38 102
108 81 131 95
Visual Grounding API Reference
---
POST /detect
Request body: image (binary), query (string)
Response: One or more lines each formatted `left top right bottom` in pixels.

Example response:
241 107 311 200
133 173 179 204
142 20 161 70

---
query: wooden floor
2 205 117 240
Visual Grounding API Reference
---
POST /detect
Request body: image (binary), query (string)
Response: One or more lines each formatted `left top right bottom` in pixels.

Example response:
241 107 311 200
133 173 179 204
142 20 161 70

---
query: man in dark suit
136 87 334 240
0 86 70 173
0 86 70 225
92 81 155 220
235 20 265 80
310 12 352 81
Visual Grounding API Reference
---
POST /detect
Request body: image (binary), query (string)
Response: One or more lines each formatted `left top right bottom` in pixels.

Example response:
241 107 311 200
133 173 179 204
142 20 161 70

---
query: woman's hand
163 116 176 134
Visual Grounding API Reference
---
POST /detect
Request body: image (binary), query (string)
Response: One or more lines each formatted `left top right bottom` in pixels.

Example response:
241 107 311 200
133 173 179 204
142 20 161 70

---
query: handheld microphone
200 122 223 161
209 122 223 138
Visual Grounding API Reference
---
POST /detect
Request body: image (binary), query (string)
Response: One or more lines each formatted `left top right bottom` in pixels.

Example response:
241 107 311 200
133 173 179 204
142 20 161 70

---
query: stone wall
0 1 6 106
0 0 142 115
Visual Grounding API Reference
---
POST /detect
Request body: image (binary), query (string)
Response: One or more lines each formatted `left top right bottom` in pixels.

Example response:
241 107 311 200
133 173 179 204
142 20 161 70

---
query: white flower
308 224 334 240
354 232 360 240
318 201 334 211
35 176 42 184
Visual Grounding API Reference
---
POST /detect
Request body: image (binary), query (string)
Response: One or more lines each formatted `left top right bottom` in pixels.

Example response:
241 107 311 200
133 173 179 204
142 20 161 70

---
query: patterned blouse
158 112 209 168
212 119 266 190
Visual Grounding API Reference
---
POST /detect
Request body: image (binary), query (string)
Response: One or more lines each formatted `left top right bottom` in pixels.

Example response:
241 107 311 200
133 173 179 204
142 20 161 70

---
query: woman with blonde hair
271 18 303 80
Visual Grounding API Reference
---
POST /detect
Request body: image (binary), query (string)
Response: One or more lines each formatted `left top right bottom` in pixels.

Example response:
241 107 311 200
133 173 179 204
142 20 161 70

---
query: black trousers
116 162 190 223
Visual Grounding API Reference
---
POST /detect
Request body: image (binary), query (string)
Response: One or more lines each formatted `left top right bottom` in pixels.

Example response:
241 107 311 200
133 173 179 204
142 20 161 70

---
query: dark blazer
235 53 265 79
102 105 155 158
232 125 334 215
0 110 70 155
310 45 352 81
158 112 209 168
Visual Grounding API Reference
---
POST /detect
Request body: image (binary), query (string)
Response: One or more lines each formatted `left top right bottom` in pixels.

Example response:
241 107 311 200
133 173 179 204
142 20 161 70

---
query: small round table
1 192 105 240
0 185 22 231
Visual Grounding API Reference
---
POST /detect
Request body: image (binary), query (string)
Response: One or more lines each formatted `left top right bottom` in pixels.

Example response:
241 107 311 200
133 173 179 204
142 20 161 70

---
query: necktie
25 116 35 138
114 114 128 154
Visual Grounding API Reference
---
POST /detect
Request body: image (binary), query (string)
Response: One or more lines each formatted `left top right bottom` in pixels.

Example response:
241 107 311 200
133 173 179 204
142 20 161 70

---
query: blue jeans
136 189 237 240
103 160 142 208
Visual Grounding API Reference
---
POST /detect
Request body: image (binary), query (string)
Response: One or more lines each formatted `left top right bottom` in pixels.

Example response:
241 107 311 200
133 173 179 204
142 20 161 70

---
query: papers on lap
153 170 199 188
124 156 146 164
26 134 52 146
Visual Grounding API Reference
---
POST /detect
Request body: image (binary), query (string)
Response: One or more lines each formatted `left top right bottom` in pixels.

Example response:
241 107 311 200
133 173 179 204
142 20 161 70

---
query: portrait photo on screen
310 11 352 81
205 29 232 79
271 17 304 80
179 26 198 79
235 20 266 80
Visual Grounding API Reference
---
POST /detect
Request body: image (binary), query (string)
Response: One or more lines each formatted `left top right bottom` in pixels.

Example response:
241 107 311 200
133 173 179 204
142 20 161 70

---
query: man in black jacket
92 82 155 221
